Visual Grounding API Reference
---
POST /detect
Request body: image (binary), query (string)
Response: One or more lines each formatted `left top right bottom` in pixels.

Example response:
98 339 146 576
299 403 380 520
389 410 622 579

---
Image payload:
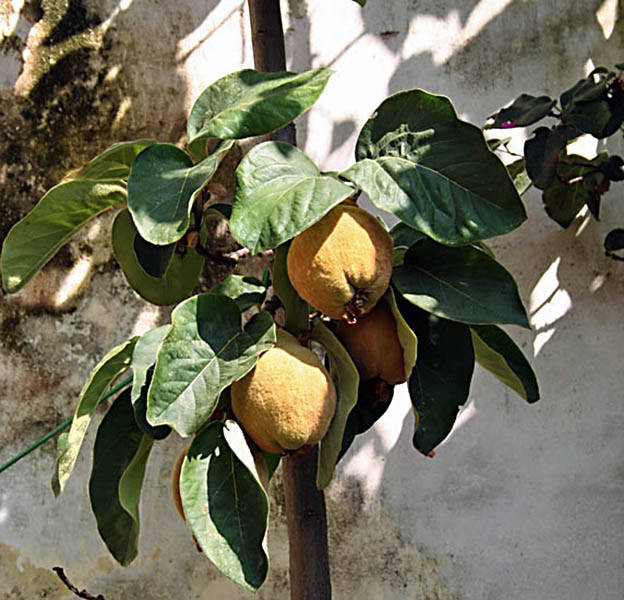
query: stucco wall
1 1 623 599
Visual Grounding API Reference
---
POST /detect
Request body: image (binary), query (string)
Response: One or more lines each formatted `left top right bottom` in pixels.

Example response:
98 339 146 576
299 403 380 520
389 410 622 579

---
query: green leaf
560 68 611 109
230 141 353 253
180 421 269 591
310 321 359 489
486 94 555 129
506 159 532 195
71 139 156 181
112 209 204 306
392 238 529 327
1 180 126 293
131 326 169 406
130 326 172 440
389 222 426 249
187 68 332 155
398 298 474 455
127 141 233 245
338 378 395 462
272 242 309 334
470 325 539 403
89 390 152 566
353 0 366 5
605 228 624 252
524 127 567 190
147 294 276 436
542 156 607 228
133 235 175 278
52 338 136 496
211 274 267 311
343 89 526 245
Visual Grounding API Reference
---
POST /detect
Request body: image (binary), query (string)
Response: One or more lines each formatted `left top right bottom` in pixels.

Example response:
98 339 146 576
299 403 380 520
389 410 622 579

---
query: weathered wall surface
1 1 623 599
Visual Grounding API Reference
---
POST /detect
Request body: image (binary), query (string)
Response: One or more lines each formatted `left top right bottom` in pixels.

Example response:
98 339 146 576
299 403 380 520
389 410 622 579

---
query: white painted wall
1 1 623 599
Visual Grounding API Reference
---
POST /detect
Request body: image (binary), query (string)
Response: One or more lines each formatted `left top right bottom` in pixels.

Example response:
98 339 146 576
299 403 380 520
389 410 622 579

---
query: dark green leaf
127 141 233 245
392 238 529 327
180 421 269 591
524 127 567 190
505 159 532 195
52 338 136 496
560 68 611 109
211 274 266 311
389 222 426 248
272 242 309 333
338 378 394 462
487 94 555 128
470 325 539 403
112 209 204 306
71 140 156 181
1 180 126 293
542 156 607 228
343 89 526 245
147 294 276 436
187 68 332 156
230 141 353 253
604 228 624 252
310 321 359 489
398 298 474 455
599 155 624 180
564 98 624 138
353 0 366 5
132 235 175 278
89 390 153 566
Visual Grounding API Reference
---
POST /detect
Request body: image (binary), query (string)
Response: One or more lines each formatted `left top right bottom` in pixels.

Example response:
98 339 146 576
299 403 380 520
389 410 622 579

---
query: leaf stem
0 376 132 475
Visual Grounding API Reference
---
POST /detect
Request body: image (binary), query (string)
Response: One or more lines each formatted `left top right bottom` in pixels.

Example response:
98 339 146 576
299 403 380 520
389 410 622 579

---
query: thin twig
53 567 105 600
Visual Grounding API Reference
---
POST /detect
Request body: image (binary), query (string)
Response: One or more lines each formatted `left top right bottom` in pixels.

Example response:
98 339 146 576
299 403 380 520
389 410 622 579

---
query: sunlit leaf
231 141 353 253
127 141 233 245
52 338 136 496
147 294 276 436
2 180 126 293
70 139 156 181
343 89 526 245
187 68 332 156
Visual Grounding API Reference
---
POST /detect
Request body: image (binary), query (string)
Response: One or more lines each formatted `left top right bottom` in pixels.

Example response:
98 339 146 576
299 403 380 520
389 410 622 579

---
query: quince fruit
287 204 393 322
335 297 407 384
231 329 336 453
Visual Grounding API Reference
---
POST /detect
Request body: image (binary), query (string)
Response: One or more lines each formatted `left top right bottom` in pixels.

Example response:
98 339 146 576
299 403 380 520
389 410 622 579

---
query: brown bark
247 1 332 598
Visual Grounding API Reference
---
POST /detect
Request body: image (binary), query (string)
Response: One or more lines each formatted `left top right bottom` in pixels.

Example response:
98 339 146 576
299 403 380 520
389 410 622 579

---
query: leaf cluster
486 64 624 256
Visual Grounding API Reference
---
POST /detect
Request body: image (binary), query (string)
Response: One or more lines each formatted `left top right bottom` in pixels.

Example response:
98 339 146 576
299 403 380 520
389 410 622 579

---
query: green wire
0 375 133 475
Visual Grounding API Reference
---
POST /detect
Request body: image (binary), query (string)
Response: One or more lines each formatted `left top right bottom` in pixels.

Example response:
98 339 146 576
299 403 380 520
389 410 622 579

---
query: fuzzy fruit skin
287 204 393 320
335 297 406 384
231 330 336 453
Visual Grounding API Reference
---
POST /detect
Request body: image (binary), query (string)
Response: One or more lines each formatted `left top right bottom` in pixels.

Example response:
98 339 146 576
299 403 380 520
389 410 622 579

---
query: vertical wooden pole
247 2 332 598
